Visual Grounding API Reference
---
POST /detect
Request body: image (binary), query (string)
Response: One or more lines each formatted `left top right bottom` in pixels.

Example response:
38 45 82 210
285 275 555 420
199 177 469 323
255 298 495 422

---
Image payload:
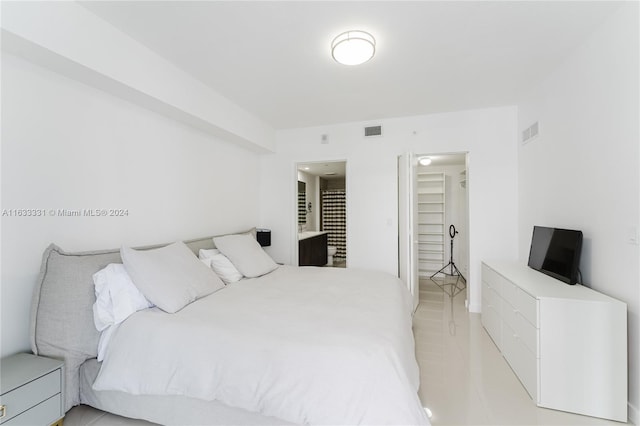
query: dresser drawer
501 276 517 306
516 310 537 355
3 394 61 426
0 370 60 424
502 322 537 399
516 289 537 327
501 297 517 331
482 281 501 312
501 279 537 327
481 263 500 288
503 299 537 356
482 296 502 349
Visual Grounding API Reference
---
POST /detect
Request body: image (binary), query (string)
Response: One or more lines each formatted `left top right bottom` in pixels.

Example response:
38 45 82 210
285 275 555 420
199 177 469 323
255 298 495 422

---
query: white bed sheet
93 266 429 425
81 359 292 425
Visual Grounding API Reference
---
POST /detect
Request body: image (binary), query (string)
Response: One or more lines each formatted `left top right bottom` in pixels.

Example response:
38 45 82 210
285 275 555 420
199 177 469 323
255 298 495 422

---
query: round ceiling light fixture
331 30 376 66
419 157 432 166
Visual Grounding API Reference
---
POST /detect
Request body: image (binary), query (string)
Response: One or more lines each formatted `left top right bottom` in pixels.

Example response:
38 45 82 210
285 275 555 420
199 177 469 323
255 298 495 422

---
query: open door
398 153 419 312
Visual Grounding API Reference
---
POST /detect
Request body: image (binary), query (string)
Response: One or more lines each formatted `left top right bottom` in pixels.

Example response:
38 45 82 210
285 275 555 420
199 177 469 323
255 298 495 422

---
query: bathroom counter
298 231 328 240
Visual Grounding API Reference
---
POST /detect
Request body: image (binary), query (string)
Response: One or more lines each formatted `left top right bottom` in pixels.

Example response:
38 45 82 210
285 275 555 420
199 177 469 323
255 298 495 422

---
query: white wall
517 3 639 421
1 1 275 152
1 53 261 356
259 106 519 312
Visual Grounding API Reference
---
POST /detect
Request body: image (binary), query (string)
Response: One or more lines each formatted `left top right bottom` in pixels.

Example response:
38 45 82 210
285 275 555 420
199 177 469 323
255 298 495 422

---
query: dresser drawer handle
0 405 6 419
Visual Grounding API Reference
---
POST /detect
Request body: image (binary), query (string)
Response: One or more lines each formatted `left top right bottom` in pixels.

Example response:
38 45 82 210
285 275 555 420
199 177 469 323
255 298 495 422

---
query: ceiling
298 161 346 180
80 1 622 130
418 153 466 167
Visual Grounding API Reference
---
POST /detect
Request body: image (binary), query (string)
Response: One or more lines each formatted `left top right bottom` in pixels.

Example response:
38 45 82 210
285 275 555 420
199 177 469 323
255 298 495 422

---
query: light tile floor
66 280 629 426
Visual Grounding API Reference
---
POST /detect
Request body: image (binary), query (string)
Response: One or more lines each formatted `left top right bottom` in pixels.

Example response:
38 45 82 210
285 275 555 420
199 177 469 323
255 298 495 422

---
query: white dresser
481 261 627 422
0 353 64 426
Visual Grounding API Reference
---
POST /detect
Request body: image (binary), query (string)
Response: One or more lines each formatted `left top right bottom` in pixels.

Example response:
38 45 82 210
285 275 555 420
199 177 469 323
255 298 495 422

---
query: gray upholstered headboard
30 229 256 412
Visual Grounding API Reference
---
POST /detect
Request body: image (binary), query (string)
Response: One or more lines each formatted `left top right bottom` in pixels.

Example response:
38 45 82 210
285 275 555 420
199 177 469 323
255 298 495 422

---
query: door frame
398 152 419 311
399 151 470 307
293 160 348 267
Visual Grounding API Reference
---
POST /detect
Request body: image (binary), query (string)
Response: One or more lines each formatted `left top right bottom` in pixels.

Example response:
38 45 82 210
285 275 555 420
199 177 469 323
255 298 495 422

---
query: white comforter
93 266 429 425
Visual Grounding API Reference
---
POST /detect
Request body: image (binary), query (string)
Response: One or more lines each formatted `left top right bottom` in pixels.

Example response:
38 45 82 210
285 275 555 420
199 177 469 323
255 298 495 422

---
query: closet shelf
416 171 445 275
417 175 444 180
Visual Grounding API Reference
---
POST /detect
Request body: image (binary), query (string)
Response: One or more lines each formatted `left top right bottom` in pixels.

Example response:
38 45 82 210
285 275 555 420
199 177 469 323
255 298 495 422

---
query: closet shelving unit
416 171 445 278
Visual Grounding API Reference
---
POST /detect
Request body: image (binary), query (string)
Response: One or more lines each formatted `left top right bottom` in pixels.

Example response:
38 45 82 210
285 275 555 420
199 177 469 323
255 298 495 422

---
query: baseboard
629 401 638 425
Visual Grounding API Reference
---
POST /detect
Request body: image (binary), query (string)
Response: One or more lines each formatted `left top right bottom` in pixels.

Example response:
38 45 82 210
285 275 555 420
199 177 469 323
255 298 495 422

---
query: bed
30 230 429 425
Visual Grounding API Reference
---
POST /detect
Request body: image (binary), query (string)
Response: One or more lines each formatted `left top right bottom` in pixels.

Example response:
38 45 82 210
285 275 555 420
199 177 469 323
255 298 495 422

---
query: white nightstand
0 353 64 426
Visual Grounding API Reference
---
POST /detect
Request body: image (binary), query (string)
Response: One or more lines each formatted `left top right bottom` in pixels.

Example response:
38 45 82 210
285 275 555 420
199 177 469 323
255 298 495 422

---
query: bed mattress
80 359 292 425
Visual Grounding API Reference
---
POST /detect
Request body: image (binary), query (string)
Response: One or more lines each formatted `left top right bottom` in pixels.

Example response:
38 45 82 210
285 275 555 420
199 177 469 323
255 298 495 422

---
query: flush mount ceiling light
419 157 432 166
331 30 376 66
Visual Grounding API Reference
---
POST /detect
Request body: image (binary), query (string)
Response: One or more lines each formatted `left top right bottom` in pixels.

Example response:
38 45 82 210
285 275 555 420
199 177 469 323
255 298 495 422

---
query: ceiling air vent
522 121 540 144
364 125 382 137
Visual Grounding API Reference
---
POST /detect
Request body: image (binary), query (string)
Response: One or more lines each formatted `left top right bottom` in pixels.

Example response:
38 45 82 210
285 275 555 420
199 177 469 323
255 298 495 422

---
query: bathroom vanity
298 231 328 266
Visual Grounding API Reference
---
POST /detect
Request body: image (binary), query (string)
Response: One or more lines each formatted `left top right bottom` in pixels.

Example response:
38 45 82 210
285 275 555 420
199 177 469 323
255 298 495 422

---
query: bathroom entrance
296 161 347 268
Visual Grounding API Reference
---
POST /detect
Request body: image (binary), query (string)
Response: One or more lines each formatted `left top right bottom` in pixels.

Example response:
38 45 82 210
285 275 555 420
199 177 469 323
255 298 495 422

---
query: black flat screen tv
527 226 583 285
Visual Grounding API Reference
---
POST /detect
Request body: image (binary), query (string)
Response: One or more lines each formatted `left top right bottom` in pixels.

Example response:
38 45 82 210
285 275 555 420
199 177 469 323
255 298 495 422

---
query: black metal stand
430 225 467 297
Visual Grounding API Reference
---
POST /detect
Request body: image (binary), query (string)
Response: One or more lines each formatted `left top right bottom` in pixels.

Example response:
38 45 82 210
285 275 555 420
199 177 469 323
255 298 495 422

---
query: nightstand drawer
3 394 61 426
0 370 60 424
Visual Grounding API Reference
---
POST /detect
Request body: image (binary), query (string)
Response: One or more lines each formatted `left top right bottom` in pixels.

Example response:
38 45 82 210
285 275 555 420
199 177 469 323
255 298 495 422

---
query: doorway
399 153 469 307
416 153 468 284
296 161 347 268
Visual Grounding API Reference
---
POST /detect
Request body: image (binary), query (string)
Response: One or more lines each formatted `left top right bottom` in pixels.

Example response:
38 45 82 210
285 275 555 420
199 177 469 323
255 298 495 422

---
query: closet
398 152 468 307
416 170 445 278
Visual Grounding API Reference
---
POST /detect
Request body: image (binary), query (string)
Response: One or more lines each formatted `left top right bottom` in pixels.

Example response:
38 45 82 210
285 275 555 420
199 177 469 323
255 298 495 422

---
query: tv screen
527 226 583 285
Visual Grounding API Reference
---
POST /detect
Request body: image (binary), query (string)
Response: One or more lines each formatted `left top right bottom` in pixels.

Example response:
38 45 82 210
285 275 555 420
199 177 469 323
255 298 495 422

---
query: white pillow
210 253 244 284
92 263 153 361
199 248 220 259
213 234 278 278
199 249 243 284
121 241 225 313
